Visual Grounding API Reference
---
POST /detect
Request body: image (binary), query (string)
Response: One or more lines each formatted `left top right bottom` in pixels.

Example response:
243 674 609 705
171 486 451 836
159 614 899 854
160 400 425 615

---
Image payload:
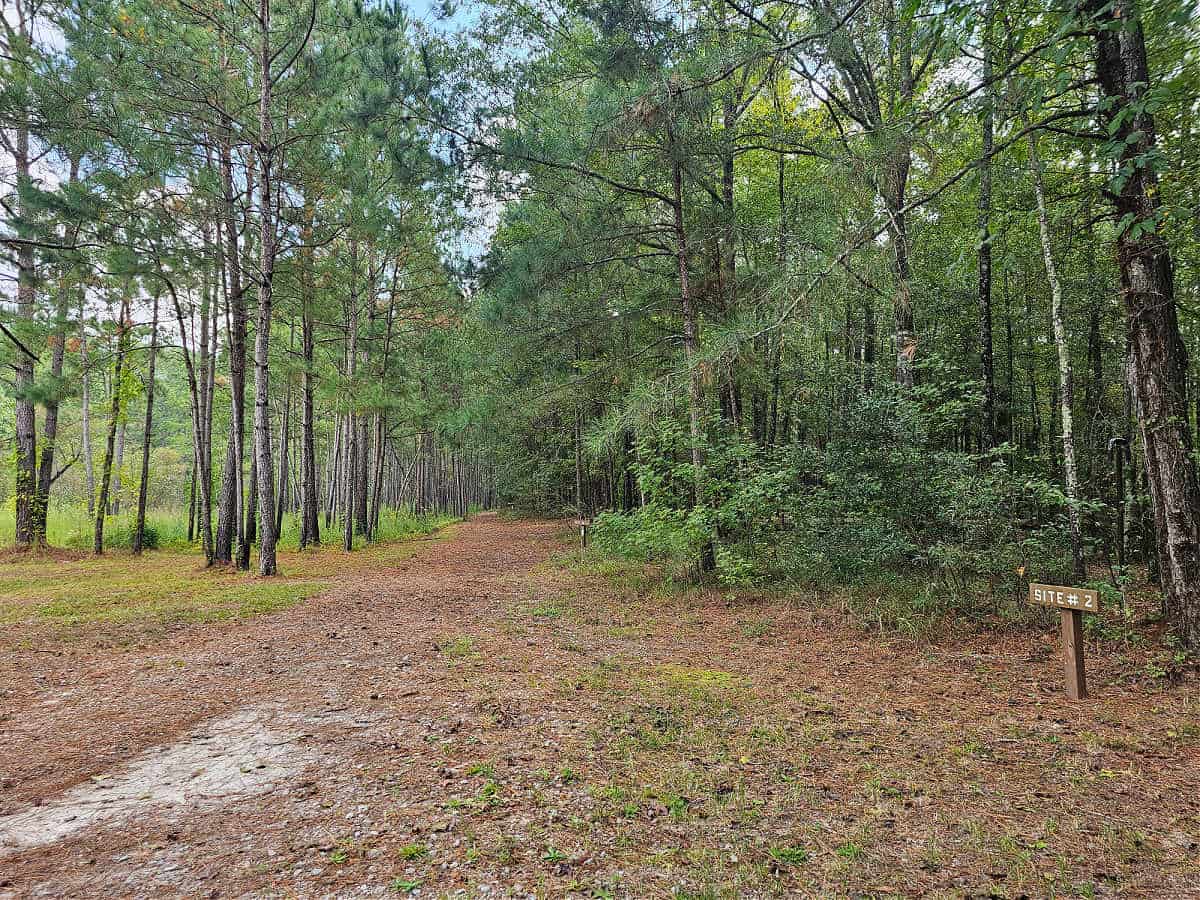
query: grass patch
28 579 321 627
396 843 428 861
438 636 477 658
652 664 749 703
0 511 457 645
768 845 811 868
546 548 656 586
0 505 458 554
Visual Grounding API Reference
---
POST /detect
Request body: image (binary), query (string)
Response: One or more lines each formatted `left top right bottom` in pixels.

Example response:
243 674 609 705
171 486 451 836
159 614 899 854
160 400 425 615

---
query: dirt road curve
0 515 566 898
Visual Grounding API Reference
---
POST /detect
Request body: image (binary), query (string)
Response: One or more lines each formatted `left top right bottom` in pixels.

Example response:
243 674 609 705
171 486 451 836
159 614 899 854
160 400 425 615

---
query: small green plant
448 780 503 811
479 779 502 807
835 840 865 861
739 618 772 639
664 792 689 820
768 845 810 868
396 843 427 861
389 878 421 894
542 846 569 863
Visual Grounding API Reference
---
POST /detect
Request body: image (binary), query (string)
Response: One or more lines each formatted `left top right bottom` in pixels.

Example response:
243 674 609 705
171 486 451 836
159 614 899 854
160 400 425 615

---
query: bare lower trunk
215 120 247 565
355 414 369 538
356 268 371 538
300 304 320 547
253 0 279 576
133 293 161 554
81 306 95 518
275 392 290 538
370 414 385 533
111 420 127 516
188 463 197 543
215 437 238 563
1028 130 1083 579
243 454 258 554
343 239 360 551
977 0 996 448
668 131 715 572
32 279 71 542
670 154 704 508
95 298 130 554
13 108 36 547
325 420 340 529
344 412 357 551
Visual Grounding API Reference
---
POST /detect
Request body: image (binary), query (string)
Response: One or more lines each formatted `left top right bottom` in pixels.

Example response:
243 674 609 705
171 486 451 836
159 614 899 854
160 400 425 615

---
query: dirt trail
1 514 1197 898
0 515 563 897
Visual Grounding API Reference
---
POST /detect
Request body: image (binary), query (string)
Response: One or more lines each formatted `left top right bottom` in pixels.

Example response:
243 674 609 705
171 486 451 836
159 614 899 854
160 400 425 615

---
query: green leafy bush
595 385 1076 615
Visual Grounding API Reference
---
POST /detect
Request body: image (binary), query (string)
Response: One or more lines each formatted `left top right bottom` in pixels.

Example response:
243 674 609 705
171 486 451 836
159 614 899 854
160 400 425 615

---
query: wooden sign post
572 518 591 553
1029 583 1099 700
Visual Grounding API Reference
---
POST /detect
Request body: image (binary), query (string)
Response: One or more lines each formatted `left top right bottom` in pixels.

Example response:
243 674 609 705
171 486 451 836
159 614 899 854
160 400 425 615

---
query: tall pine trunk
300 288 320 547
667 116 715 572
299 196 320 548
167 280 215 564
32 159 80 544
133 293 160 554
12 71 36 548
193 208 216 560
976 1 996 449
886 16 917 389
94 297 130 554
253 0 280 575
343 239 360 551
215 113 247 565
32 274 71 543
669 145 704 511
81 301 95 518
276 391 290 537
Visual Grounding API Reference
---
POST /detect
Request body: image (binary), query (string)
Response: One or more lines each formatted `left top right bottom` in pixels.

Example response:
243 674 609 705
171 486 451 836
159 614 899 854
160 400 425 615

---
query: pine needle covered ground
0 516 1195 897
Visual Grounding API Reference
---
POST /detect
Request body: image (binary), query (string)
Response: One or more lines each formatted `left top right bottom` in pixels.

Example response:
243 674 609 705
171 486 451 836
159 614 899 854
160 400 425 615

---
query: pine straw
0 515 1196 898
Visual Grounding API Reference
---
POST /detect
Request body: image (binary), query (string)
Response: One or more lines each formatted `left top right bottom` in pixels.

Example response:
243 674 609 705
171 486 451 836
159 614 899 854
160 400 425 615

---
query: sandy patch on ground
0 705 309 855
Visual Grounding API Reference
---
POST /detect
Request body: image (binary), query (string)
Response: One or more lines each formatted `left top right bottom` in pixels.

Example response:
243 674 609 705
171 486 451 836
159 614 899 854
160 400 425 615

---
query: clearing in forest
0 515 1196 898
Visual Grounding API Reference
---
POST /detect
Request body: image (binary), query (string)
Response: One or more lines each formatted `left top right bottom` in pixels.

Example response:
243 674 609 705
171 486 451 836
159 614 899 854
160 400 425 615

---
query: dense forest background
2 0 1199 646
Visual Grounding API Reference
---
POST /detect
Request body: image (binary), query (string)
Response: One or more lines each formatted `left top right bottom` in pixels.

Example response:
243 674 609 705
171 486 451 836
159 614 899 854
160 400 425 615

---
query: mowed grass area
0 505 454 554
0 511 458 648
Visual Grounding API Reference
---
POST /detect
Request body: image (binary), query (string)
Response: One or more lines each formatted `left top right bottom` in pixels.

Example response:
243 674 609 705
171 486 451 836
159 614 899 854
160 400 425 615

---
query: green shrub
593 383 1078 620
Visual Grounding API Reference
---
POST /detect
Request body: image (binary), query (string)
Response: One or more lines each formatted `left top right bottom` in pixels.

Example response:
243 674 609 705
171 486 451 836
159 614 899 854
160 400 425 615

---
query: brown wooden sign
1029 583 1100 613
1029 582 1098 700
